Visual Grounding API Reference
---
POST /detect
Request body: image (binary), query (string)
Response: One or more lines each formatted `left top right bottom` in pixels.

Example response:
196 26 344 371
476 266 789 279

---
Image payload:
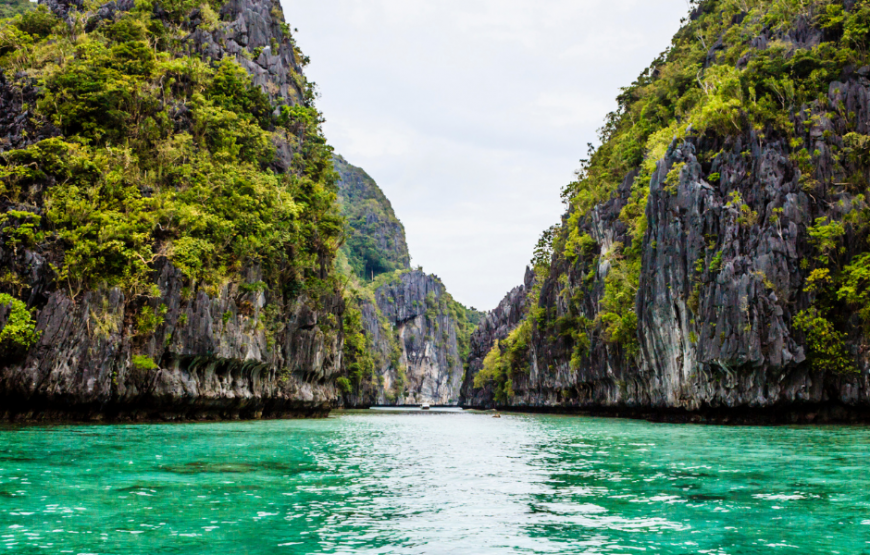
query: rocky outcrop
465 128 870 421
0 0 344 421
42 0 303 104
0 260 342 421
0 72 59 154
345 270 467 406
331 154 478 406
459 275 529 407
189 0 306 105
83 0 135 31
461 6 870 423
472 130 870 421
41 0 83 19
334 155 411 278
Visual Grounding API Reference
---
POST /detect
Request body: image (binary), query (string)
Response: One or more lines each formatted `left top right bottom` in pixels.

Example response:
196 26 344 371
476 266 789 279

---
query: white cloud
283 0 688 309
331 120 415 159
532 92 614 128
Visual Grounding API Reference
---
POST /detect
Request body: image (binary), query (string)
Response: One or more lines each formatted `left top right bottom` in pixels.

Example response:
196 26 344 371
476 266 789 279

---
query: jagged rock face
192 0 306 105
184 0 309 174
334 155 411 278
459 276 529 408
462 12 870 422
0 73 60 154
41 0 83 19
465 129 870 420
0 260 342 421
630 81 870 415
0 0 343 421
346 270 465 406
0 74 59 311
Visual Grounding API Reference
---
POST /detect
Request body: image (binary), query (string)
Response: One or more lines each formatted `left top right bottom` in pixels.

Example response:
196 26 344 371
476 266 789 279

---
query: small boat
421 404 431 410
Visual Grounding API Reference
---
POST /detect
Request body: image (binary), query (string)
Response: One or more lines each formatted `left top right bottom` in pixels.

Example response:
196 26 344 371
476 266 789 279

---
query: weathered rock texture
189 0 306 106
0 73 59 154
345 270 468 406
330 157 479 407
459 274 529 408
0 262 342 421
462 8 870 423
0 0 343 421
334 154 411 278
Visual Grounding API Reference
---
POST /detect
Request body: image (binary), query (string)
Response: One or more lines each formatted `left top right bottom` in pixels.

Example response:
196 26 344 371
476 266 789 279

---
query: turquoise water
0 410 869 554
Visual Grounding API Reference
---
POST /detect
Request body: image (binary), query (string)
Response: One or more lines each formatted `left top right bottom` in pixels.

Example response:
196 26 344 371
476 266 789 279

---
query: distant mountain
333 156 483 406
334 155 410 279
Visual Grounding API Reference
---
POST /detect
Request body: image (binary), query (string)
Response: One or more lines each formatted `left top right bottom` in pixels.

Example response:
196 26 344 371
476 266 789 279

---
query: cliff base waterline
463 402 870 425
0 403 331 424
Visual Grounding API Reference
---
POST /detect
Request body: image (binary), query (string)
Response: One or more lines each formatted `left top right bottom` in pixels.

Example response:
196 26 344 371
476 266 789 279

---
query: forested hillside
0 0 34 19
462 0 870 422
334 155 410 280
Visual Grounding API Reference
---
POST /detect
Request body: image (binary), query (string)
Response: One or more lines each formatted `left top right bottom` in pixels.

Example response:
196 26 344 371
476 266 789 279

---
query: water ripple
0 411 868 553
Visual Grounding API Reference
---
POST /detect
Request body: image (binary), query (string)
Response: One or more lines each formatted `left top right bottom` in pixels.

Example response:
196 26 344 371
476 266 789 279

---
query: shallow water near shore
0 409 869 554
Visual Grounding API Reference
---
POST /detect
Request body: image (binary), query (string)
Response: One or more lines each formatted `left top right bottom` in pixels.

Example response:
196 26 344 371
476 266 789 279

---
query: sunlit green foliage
136 304 167 335
0 210 44 250
793 308 855 374
838 253 870 332
798 208 870 373
536 0 870 359
564 228 597 264
0 2 342 305
598 245 641 357
131 354 159 371
342 304 375 389
473 319 531 403
0 293 39 358
335 376 353 396
808 217 846 262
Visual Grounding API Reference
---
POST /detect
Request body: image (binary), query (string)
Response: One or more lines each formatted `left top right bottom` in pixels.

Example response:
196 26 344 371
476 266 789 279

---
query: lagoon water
0 409 869 554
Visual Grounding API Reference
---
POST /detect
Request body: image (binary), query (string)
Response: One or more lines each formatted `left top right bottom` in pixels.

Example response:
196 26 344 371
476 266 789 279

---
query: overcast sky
281 0 690 311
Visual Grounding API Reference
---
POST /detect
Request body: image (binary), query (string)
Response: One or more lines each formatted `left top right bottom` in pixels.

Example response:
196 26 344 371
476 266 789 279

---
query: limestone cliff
459 273 530 408
331 154 478 407
343 270 477 406
0 0 344 420
462 0 870 422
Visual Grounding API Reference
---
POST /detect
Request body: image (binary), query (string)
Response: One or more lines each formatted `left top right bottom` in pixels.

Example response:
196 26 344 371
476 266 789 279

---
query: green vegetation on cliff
495 0 870 376
337 266 482 405
330 151 478 404
473 319 530 403
334 155 411 280
0 0 34 19
0 293 39 358
0 2 342 304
